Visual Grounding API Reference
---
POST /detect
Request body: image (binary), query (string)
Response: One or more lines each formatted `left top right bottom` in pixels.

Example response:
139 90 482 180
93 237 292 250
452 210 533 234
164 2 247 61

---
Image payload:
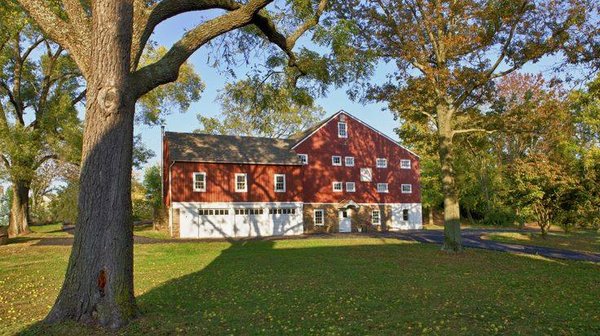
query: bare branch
131 0 273 99
33 154 58 171
452 128 495 138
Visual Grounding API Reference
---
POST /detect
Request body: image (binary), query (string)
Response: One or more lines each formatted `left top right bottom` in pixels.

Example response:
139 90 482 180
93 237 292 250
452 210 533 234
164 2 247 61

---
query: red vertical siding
170 162 303 203
293 113 421 204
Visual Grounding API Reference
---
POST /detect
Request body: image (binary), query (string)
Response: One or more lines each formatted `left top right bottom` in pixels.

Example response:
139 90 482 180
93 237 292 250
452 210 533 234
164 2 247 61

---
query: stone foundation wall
303 203 393 233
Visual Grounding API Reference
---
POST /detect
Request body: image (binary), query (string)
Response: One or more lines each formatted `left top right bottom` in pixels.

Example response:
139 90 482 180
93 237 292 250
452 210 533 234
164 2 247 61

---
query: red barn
163 110 421 238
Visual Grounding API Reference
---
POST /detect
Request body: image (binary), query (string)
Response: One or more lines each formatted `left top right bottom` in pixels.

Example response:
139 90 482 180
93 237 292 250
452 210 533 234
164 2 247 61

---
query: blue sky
134 11 576 172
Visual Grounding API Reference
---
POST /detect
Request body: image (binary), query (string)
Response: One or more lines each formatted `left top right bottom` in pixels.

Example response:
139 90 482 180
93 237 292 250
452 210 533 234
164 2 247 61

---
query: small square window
338 122 348 138
274 174 286 192
401 184 412 193
298 154 308 165
377 183 389 193
314 209 325 226
372 210 381 225
332 156 342 166
332 182 343 192
235 173 247 192
193 172 206 192
345 156 355 167
346 182 356 192
376 158 387 168
400 159 411 169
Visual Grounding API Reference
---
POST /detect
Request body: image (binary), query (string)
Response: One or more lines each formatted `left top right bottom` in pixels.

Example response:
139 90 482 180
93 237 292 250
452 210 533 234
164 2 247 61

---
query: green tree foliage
198 77 325 137
142 165 162 213
136 45 204 126
326 0 581 251
48 181 79 225
0 2 83 235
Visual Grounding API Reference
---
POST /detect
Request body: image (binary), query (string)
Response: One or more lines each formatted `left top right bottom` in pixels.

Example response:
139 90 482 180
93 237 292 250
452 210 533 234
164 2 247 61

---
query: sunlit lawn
485 231 600 254
133 224 172 240
0 226 599 335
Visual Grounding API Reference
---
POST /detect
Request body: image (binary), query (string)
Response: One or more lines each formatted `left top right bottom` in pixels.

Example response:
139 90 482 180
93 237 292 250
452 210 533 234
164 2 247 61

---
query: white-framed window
298 154 308 165
376 158 388 168
360 168 372 182
235 173 247 192
345 156 355 167
401 184 412 193
346 182 356 192
332 181 343 192
372 210 381 225
193 172 206 192
274 174 286 192
400 159 411 169
403 209 410 221
338 122 348 138
314 209 325 226
332 156 342 166
377 183 389 193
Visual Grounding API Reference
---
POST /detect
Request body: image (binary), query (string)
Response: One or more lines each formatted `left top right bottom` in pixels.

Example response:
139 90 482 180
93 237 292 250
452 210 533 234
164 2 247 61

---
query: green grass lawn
485 231 600 254
133 224 172 240
0 228 599 335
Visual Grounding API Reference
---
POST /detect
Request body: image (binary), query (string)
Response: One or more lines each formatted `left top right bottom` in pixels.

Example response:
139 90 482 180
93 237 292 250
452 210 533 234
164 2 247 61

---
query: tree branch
63 0 91 57
33 154 58 171
0 80 24 125
0 154 10 170
132 0 243 69
16 0 90 76
131 0 273 99
452 128 495 138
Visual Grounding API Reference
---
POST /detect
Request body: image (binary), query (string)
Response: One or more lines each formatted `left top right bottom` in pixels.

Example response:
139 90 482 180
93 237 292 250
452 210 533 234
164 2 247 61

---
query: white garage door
198 209 233 238
234 208 264 237
177 203 304 238
269 207 303 236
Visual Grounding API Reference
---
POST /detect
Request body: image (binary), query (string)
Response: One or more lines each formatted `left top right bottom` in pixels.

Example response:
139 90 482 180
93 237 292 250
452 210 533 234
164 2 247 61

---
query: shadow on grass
18 236 600 335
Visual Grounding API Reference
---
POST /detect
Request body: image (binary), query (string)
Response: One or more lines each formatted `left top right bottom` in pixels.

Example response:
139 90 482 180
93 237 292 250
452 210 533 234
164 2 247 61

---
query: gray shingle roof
165 132 302 165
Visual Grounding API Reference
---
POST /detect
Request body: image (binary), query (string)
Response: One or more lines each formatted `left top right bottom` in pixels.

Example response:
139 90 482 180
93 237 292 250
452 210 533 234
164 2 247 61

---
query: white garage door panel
175 203 304 238
179 208 198 238
199 215 233 238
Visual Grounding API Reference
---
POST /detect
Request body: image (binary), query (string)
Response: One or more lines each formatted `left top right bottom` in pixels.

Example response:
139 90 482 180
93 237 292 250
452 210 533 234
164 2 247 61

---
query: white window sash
274 174 286 192
346 182 355 192
298 154 308 165
332 156 342 166
376 158 388 168
332 182 343 192
401 159 411 169
345 156 355 167
401 184 412 193
372 210 381 225
235 173 247 192
377 183 389 193
338 122 348 138
314 209 324 226
193 172 206 192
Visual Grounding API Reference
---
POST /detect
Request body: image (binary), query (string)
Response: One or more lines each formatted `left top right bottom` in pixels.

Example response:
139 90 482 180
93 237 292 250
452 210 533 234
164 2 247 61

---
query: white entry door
339 209 351 233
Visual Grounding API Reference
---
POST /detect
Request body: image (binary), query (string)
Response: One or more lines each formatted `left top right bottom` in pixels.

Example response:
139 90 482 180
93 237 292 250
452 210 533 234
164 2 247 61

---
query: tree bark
8 180 31 236
45 0 137 329
437 103 463 252
428 206 434 226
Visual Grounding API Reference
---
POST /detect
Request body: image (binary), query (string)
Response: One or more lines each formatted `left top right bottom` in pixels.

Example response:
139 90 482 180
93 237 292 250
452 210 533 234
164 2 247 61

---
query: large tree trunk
45 0 137 328
8 180 31 236
437 104 463 252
